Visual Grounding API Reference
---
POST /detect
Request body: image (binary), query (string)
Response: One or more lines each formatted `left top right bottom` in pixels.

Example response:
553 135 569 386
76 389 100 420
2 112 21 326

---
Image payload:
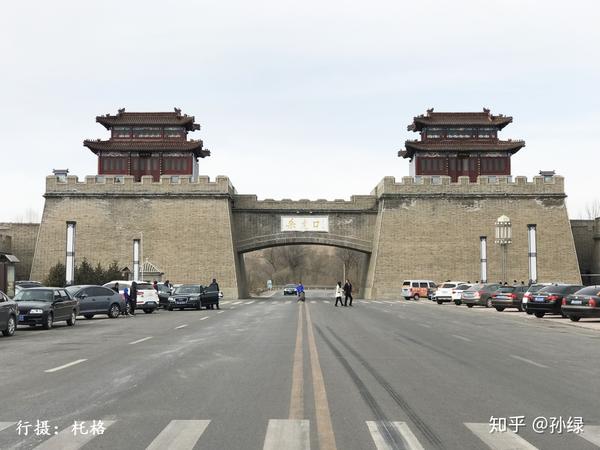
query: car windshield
573 286 600 295
157 284 170 292
539 285 568 294
16 282 42 288
174 285 201 294
14 289 54 302
441 283 455 288
527 284 547 293
64 286 83 296
497 287 516 293
136 283 154 290
285 284 296 288
456 284 470 290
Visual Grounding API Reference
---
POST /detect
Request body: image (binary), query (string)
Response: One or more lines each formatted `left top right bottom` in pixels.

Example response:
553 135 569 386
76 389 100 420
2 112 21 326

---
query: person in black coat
343 279 353 306
129 281 138 316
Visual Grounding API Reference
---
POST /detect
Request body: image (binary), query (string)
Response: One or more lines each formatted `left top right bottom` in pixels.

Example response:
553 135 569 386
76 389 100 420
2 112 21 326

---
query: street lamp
65 221 76 286
527 224 538 284
479 236 488 283
495 215 512 283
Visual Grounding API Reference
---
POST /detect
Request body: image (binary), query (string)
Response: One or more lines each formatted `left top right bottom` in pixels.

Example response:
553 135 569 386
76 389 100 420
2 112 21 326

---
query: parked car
283 284 297 295
65 285 126 319
434 281 467 304
14 280 43 297
491 285 529 311
13 287 79 329
102 280 159 314
522 283 552 314
156 283 172 309
402 280 437 300
0 290 18 337
167 284 220 310
452 283 472 305
562 285 600 322
461 283 503 308
525 284 584 318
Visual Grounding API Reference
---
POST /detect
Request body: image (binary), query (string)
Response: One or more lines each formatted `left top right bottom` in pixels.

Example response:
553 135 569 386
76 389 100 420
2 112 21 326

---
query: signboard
281 216 329 232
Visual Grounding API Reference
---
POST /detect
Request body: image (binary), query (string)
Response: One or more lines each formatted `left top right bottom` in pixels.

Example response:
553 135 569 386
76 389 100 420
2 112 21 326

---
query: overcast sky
1 0 598 222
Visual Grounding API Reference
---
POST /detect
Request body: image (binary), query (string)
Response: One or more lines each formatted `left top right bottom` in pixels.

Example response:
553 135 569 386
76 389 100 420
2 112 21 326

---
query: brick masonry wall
364 176 581 299
571 220 594 274
31 176 240 298
0 223 40 280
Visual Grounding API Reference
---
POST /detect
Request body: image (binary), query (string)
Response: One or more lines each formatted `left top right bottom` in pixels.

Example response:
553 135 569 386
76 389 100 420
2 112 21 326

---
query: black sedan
14 287 79 329
562 285 600 322
525 284 584 318
491 285 528 311
65 285 125 319
0 290 18 337
167 285 220 311
283 284 297 295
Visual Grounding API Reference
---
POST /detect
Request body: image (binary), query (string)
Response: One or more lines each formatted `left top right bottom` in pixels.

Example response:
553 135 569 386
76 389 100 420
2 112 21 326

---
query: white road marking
129 336 153 345
175 324 188 330
0 422 15 432
366 421 424 450
217 311 224 314
44 359 87 373
580 425 600 446
232 301 243 305
199 317 209 321
230 307 236 309
324 300 330 304
465 422 538 449
373 301 384 304
220 301 231 304
509 355 549 368
146 420 210 450
418 323 431 328
451 334 472 342
245 300 255 304
263 419 310 450
285 301 291 304
34 420 115 449
310 301 317 304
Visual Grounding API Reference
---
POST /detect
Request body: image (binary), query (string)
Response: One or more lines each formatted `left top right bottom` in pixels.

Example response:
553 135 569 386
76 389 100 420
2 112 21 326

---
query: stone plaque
281 216 329 232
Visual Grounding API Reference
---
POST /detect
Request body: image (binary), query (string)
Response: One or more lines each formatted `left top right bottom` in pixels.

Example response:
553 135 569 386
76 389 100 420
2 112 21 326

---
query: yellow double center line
289 302 337 450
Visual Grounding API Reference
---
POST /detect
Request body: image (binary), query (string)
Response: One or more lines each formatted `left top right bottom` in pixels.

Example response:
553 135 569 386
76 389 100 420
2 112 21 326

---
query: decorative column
480 236 488 283
527 224 538 284
133 239 141 281
65 221 76 286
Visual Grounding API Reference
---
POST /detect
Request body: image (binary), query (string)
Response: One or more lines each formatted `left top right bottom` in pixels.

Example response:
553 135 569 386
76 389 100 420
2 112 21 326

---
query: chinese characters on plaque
281 216 329 232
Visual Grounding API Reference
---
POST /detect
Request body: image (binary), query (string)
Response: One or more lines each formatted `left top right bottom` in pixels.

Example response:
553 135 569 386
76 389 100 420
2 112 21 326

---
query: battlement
371 175 566 198
232 194 378 212
45 175 237 197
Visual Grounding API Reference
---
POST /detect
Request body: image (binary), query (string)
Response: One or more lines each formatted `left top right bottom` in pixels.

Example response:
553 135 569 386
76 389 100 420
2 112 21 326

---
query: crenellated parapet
232 194 378 212
371 175 566 198
44 175 237 198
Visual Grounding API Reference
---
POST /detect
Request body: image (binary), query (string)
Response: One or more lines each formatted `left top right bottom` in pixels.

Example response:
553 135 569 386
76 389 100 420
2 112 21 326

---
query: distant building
399 108 525 182
84 108 210 181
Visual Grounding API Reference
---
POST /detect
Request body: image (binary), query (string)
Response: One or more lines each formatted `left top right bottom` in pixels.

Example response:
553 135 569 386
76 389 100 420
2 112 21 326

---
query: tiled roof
408 108 513 131
96 108 200 131
399 139 525 158
83 139 210 158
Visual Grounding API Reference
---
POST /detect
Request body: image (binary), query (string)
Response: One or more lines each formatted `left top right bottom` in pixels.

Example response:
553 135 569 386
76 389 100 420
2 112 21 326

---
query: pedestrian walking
296 282 305 302
208 278 220 309
112 282 119 293
343 279 353 306
153 280 158 291
335 281 344 307
129 281 138 316
123 287 130 316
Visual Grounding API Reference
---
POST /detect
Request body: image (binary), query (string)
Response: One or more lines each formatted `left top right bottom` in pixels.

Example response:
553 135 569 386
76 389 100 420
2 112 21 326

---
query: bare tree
281 246 306 281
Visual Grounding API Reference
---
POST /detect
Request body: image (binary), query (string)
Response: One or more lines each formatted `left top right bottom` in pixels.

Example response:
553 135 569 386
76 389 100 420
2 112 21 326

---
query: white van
401 280 437 300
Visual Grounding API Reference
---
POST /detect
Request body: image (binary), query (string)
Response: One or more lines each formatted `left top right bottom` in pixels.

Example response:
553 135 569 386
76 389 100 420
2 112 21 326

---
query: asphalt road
1 290 599 450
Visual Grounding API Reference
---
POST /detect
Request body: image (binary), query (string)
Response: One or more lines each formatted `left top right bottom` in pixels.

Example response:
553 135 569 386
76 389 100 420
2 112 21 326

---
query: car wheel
526 311 533 315
2 315 16 337
454 300 462 306
167 306 173 311
569 315 581 322
84 314 94 320
66 310 76 326
466 304 473 308
43 313 53 330
413 294 420 301
143 309 154 314
495 307 505 312
195 303 201 310
179 308 184 311
486 298 493 308
437 300 443 305
534 312 545 318
108 304 120 319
